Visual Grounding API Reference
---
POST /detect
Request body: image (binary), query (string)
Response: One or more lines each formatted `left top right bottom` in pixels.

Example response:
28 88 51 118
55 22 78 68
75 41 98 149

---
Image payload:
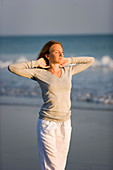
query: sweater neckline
45 67 64 79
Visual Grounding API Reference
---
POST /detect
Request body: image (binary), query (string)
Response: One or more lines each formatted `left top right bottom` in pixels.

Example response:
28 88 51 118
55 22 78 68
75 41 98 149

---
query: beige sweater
8 57 95 122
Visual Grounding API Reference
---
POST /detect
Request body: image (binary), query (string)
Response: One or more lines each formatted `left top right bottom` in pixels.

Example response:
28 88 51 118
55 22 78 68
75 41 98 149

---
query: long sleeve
8 60 39 79
67 56 95 75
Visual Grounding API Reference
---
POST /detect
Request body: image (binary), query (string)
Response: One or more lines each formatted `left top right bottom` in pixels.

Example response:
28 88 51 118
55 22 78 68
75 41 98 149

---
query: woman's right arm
8 58 49 79
8 60 39 79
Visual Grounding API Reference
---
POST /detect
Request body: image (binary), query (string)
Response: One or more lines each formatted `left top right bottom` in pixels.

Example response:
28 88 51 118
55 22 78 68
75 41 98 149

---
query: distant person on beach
8 40 95 170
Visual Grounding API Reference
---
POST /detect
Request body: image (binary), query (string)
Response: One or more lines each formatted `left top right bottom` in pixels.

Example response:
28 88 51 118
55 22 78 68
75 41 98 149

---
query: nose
59 51 63 57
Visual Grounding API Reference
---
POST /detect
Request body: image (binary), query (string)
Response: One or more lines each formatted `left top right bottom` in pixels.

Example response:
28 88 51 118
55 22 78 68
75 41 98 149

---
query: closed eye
55 51 63 54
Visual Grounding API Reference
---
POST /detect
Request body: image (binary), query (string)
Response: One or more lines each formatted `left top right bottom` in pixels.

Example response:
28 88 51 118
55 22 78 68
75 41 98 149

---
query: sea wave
0 87 113 105
0 55 113 69
72 92 113 105
91 55 113 69
0 56 28 69
0 96 113 110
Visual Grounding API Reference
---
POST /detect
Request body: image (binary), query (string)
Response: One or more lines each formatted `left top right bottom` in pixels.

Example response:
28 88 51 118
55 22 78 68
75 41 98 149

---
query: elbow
8 65 15 73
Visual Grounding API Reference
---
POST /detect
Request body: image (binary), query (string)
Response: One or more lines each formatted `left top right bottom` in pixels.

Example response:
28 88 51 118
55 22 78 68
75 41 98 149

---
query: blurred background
0 0 113 170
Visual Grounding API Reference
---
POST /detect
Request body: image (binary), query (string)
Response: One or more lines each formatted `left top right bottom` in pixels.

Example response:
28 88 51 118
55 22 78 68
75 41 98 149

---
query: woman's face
47 44 64 64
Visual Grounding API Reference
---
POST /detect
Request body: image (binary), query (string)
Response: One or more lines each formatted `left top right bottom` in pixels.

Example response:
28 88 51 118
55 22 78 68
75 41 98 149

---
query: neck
48 63 60 72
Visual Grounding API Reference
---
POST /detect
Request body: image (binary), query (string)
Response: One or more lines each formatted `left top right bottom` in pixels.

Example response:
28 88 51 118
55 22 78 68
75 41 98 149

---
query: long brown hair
37 40 63 66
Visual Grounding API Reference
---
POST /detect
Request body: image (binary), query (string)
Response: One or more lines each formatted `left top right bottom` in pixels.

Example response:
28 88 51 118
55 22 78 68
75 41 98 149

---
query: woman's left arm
62 57 95 75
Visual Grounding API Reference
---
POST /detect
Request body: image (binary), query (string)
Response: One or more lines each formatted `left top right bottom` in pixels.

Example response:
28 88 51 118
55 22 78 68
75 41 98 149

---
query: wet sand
0 103 113 170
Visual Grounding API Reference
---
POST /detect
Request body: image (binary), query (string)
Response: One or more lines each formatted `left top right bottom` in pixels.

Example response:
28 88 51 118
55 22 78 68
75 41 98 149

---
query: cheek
50 54 57 61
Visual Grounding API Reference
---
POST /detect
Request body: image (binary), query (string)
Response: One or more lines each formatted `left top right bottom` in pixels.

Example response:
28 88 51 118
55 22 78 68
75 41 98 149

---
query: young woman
8 40 95 170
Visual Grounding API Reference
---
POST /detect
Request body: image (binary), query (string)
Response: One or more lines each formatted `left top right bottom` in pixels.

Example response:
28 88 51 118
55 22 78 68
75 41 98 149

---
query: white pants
37 118 72 170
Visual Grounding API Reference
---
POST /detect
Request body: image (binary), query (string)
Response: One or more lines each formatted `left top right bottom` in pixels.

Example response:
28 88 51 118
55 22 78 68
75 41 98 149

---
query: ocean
0 34 113 106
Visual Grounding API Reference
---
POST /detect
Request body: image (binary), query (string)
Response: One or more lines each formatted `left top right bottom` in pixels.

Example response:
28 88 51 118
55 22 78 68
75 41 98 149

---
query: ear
45 54 49 60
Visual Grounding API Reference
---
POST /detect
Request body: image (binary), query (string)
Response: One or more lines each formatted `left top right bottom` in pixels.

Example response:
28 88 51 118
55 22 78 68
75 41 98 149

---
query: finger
44 66 50 68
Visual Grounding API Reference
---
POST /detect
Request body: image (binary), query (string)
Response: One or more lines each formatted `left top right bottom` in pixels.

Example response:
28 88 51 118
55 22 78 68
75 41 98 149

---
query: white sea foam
0 56 28 69
91 55 113 69
0 60 13 68
16 56 28 63
78 93 113 105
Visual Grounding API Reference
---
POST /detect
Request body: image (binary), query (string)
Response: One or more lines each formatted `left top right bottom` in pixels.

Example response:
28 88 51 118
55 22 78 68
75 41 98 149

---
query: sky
0 0 113 36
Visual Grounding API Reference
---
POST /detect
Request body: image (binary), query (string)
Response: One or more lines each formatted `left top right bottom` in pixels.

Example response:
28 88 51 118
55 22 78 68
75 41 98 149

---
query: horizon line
0 33 113 38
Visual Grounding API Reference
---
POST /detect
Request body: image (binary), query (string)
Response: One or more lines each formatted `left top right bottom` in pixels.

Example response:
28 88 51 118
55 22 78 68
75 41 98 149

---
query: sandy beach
0 97 113 170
